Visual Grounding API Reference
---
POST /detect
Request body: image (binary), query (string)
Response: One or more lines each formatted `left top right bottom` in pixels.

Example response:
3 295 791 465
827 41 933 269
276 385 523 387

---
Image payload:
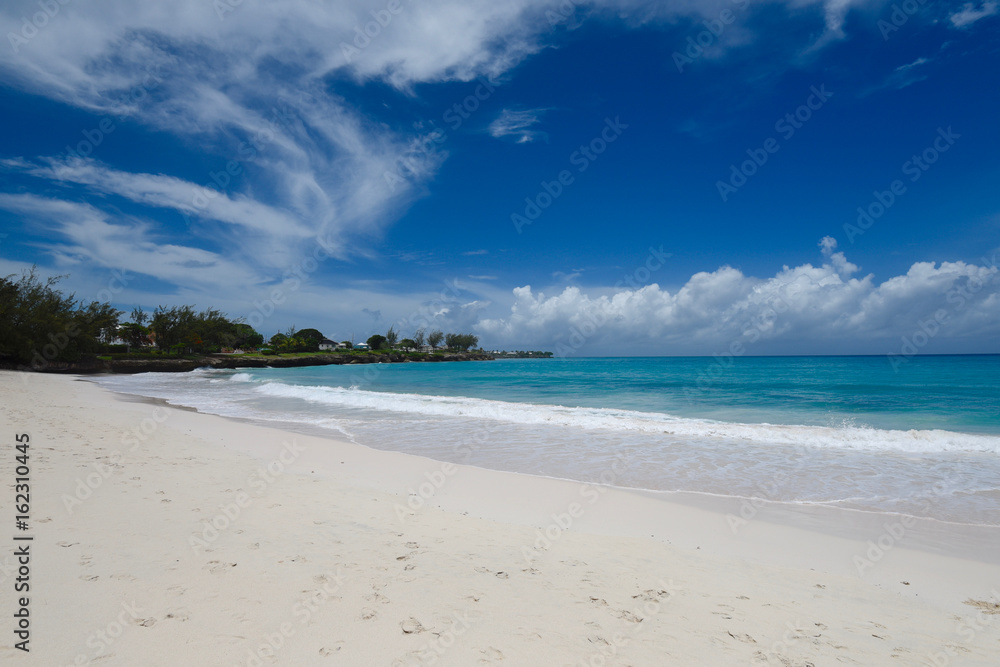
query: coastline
2 371 999 665
2 350 498 375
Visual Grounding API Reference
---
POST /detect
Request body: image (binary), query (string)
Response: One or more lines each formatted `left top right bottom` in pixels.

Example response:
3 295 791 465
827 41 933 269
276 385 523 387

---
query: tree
399 338 416 350
427 330 444 348
119 322 149 348
269 333 288 349
341 340 353 349
385 325 398 347
445 333 479 351
366 334 388 350
231 323 264 349
413 328 425 347
295 328 325 352
0 267 121 365
131 306 147 326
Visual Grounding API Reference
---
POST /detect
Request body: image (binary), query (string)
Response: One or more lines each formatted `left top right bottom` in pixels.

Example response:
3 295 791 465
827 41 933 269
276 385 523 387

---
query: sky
0 0 998 356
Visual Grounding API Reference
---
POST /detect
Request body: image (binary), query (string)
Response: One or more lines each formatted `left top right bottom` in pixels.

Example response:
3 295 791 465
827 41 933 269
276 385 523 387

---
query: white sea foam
252 381 1000 454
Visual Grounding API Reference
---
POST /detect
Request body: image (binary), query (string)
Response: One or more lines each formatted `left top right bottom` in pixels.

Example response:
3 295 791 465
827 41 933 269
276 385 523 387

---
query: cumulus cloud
477 241 1000 355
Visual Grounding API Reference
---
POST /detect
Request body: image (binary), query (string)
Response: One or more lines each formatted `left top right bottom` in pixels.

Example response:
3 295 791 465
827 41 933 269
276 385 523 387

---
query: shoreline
3 371 999 665
94 377 1000 545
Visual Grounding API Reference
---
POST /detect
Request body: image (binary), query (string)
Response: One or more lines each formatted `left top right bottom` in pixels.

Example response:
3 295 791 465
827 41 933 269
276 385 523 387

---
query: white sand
1 371 999 666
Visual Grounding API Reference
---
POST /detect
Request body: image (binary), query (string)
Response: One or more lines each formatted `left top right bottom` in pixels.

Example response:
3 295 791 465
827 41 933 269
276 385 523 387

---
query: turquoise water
255 355 1000 434
96 355 1000 525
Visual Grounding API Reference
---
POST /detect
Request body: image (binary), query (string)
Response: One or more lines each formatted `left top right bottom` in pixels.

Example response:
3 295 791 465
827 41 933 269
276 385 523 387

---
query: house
318 338 337 351
420 345 435 353
354 342 370 351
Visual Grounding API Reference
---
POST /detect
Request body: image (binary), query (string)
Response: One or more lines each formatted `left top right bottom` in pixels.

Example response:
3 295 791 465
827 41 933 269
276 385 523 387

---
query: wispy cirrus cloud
488 108 549 143
0 193 258 289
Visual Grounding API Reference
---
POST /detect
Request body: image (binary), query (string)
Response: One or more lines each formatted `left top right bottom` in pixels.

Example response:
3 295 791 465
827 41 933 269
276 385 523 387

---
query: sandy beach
1 371 998 666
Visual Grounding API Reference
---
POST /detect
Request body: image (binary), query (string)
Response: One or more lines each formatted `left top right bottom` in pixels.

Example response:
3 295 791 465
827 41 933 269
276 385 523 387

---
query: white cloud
949 1 998 28
477 242 1000 355
488 108 548 143
0 193 259 290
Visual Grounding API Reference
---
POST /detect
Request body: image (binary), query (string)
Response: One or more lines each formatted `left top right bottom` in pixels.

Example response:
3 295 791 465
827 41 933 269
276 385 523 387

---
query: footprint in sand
610 609 643 623
57 541 79 548
963 598 1000 614
632 589 673 602
474 566 508 579
361 608 378 621
205 561 238 573
727 631 756 644
478 646 504 662
318 642 343 656
400 617 425 634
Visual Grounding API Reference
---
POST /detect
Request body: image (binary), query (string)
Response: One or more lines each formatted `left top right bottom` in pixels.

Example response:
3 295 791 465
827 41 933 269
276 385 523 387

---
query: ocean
94 355 1000 526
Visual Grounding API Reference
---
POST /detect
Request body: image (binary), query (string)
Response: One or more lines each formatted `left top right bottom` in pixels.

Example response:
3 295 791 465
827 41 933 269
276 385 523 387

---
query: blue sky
0 0 998 355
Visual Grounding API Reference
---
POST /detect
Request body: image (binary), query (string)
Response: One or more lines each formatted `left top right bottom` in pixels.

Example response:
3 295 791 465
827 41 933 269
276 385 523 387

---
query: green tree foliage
341 340 353 349
444 333 479 351
119 322 150 348
0 268 122 366
294 328 325 352
385 325 398 347
231 323 264 349
367 334 388 350
149 305 257 353
398 338 416 350
413 328 425 347
427 330 444 348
